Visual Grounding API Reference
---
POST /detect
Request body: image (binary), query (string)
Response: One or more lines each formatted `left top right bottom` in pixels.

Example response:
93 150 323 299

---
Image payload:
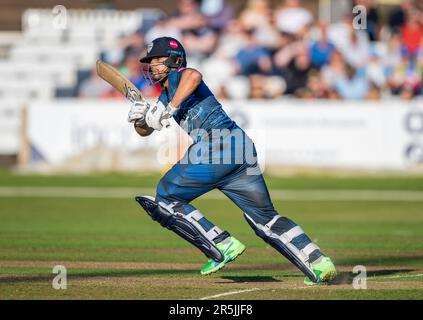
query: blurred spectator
401 84 416 100
249 74 286 99
327 88 341 100
273 38 306 67
182 27 218 61
281 48 312 95
328 15 370 68
400 9 423 60
309 22 335 69
170 0 206 31
249 74 267 99
239 0 271 31
214 84 231 100
121 49 161 99
78 69 113 98
169 0 218 61
214 19 248 59
145 15 183 43
274 42 312 95
239 0 279 50
365 47 386 89
355 0 380 42
274 0 313 36
234 29 272 76
334 66 369 100
201 0 234 32
366 83 382 100
90 0 423 101
296 70 328 99
321 50 347 89
125 31 145 50
103 31 145 66
387 55 422 97
389 0 416 34
383 33 404 70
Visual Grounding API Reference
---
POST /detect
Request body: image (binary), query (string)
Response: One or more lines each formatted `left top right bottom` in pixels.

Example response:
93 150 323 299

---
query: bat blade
96 59 170 129
96 59 145 103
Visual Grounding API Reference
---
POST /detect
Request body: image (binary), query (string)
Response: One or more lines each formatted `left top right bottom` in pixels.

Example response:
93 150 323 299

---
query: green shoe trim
200 237 246 275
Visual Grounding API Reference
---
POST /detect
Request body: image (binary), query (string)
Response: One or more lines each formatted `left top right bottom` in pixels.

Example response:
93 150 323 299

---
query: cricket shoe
304 256 337 285
200 237 246 275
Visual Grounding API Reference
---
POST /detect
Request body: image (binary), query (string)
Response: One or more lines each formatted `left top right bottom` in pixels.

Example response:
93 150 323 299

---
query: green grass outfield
0 169 422 299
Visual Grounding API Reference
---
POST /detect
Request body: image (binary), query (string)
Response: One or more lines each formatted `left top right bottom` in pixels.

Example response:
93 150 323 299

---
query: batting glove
128 100 150 123
145 101 176 131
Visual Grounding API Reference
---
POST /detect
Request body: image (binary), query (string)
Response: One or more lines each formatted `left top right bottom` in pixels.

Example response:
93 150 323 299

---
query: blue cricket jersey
158 68 237 135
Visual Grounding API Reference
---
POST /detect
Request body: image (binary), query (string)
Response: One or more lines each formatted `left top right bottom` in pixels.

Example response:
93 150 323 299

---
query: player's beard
152 71 168 82
142 63 169 85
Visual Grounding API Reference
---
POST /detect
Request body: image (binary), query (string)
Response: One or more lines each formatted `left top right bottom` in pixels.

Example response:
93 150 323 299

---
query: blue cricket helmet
140 37 186 68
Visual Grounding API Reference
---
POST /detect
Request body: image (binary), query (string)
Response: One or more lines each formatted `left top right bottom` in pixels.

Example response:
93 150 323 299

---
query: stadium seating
0 8 163 105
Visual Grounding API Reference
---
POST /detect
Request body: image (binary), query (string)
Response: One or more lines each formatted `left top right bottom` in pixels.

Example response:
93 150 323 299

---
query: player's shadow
2 267 418 285
217 276 280 283
330 268 417 285
338 255 423 267
0 275 57 283
0 269 198 284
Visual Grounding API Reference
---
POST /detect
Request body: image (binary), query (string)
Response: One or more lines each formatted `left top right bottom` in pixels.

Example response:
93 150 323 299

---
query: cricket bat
95 59 170 128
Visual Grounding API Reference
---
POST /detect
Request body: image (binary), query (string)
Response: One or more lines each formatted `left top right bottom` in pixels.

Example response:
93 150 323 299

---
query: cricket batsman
129 37 337 285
